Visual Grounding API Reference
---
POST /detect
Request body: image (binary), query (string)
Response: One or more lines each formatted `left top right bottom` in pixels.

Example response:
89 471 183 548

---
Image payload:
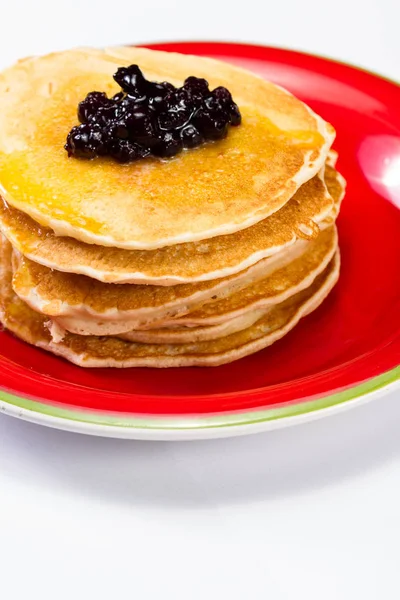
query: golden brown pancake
12 223 337 338
51 226 337 337
0 165 343 285
12 238 306 334
7 164 343 339
326 149 338 168
0 47 335 249
324 162 345 220
95 309 268 344
0 235 340 367
157 226 337 328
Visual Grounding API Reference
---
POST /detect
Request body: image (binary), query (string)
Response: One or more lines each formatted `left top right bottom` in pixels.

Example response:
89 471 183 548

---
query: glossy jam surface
0 43 399 417
65 66 242 162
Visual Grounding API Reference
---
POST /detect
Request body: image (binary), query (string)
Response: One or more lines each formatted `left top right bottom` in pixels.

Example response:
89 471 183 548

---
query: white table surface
0 1 399 598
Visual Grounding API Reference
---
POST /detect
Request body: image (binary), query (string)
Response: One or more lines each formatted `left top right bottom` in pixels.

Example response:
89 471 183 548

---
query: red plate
0 42 399 439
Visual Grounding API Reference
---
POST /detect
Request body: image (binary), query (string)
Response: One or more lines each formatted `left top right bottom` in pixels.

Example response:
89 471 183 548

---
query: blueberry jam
65 65 242 162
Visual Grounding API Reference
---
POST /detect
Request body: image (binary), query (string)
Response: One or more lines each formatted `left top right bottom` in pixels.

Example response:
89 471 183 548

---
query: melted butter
285 129 325 149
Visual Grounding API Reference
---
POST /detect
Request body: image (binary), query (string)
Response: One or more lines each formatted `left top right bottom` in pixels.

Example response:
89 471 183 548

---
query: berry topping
180 124 204 148
77 91 111 124
65 65 242 163
108 139 150 163
65 123 107 159
113 64 147 97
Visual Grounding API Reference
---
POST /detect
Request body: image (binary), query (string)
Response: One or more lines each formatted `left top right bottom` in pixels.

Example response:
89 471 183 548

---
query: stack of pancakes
0 47 345 367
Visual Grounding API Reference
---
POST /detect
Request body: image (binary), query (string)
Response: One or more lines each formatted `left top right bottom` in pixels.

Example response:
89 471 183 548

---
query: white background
0 1 399 598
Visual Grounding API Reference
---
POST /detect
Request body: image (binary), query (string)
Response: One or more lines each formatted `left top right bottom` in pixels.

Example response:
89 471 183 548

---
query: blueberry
65 123 106 158
148 94 166 112
128 108 155 137
158 109 189 131
229 102 242 126
208 118 229 140
180 124 204 148
128 107 150 126
113 65 147 97
213 86 232 102
146 81 169 99
161 81 176 95
77 92 111 123
184 76 209 93
212 87 241 125
114 121 130 140
183 77 210 107
119 97 141 114
89 104 118 125
145 82 172 113
172 87 203 112
109 140 150 163
194 109 229 140
153 132 182 158
204 95 221 112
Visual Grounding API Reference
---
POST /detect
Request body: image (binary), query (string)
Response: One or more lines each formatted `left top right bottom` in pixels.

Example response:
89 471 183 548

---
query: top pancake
0 47 335 250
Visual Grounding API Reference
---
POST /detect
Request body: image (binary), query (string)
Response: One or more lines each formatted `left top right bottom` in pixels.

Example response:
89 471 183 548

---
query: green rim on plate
1 367 399 430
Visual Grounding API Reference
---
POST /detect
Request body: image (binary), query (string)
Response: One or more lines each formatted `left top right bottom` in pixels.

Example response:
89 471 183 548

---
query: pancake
12 237 307 335
12 221 337 338
0 47 335 250
8 165 344 338
51 225 337 337
156 226 337 328
324 162 346 220
68 309 268 345
118 222 336 342
326 149 338 168
0 165 342 285
0 235 340 367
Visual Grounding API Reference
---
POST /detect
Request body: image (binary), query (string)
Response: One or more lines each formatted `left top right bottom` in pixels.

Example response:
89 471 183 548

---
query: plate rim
0 41 399 439
0 367 399 439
